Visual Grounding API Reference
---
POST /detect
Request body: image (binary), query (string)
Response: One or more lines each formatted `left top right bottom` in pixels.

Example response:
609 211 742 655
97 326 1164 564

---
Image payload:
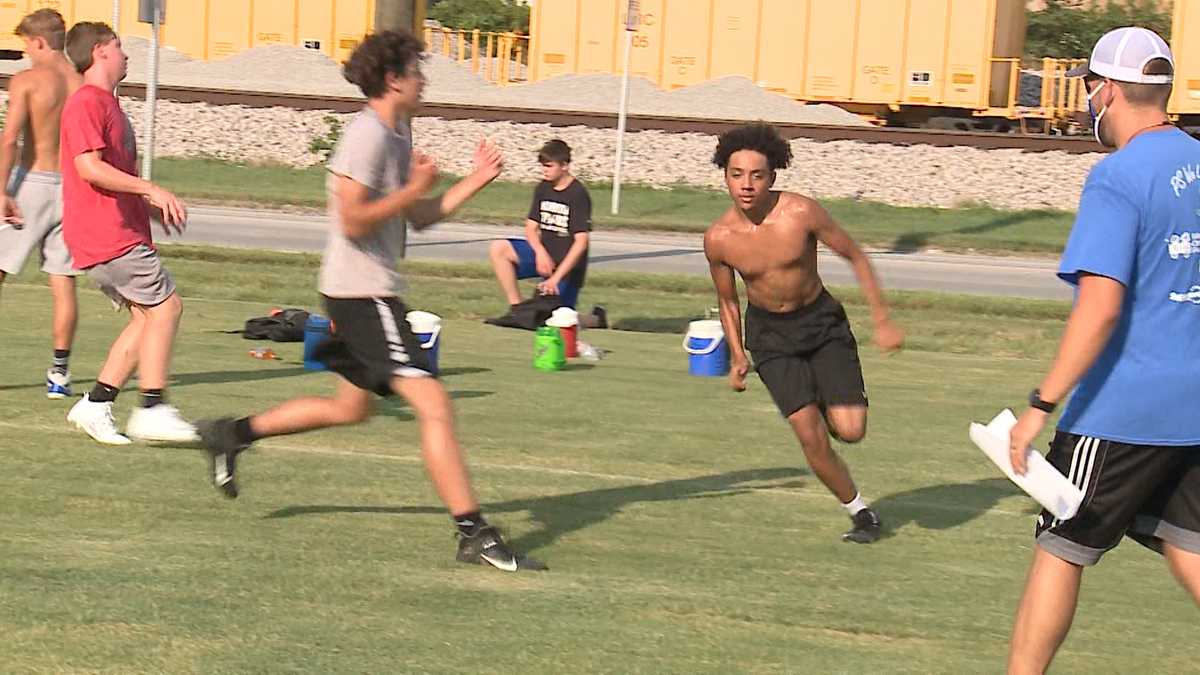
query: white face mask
1087 81 1110 147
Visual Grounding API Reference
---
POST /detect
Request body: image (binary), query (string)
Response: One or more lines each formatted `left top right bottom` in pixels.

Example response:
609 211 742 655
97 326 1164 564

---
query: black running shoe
456 525 548 572
196 417 248 499
842 508 882 544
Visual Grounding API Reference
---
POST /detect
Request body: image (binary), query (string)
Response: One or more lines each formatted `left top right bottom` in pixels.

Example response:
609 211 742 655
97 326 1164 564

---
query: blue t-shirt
1056 127 1200 446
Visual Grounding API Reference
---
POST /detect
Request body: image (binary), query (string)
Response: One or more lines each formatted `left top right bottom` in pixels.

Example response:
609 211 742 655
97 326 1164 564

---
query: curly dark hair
712 124 792 171
343 30 425 98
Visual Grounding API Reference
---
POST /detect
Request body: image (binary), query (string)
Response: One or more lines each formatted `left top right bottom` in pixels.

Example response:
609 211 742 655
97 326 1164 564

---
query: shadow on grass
612 316 697 334
266 467 806 553
438 366 492 377
0 378 94 393
376 389 494 421
872 477 1024 540
0 366 491 394
173 366 312 387
890 212 1049 253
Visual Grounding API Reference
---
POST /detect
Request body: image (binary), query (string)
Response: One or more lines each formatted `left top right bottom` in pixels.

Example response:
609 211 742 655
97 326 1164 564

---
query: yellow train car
530 0 1027 123
1170 0 1200 119
0 0 383 63
1032 0 1200 128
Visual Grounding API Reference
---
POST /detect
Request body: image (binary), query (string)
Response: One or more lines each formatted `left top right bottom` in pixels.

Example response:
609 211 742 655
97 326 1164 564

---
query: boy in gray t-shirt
196 31 545 573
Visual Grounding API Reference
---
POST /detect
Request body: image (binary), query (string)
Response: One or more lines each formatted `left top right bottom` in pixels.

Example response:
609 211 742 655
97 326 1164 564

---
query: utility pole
612 0 639 215
374 0 426 34
139 0 164 181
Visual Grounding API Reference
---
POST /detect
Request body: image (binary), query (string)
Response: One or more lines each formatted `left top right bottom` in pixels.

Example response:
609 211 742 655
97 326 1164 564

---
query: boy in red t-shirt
60 22 194 445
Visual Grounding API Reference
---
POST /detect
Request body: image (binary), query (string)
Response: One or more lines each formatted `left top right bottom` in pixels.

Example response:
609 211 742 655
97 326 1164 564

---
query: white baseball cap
1066 26 1173 84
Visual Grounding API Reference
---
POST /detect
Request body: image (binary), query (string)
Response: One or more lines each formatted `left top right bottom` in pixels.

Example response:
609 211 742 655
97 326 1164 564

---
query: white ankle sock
842 493 868 515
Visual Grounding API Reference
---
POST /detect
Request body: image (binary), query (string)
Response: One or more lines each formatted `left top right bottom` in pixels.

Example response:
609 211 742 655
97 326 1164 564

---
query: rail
1039 58 1088 126
0 74 1104 154
422 26 530 86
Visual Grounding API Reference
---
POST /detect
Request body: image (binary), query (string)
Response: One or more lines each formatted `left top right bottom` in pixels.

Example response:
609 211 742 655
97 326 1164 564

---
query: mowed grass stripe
1 250 1195 674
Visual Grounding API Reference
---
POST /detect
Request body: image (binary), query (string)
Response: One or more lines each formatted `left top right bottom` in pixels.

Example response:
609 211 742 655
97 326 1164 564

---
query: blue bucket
407 310 442 376
684 319 729 377
303 314 331 371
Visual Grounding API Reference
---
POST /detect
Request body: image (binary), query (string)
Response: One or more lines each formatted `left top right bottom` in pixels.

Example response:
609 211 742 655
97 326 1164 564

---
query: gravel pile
407 117 1103 211
1019 71 1044 108
0 37 1108 211
0 86 1104 210
0 38 868 126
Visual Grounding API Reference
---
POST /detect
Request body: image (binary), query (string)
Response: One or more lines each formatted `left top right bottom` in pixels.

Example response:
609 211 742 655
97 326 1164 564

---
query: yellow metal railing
1039 57 1088 123
990 57 1022 114
985 57 1088 130
423 26 530 86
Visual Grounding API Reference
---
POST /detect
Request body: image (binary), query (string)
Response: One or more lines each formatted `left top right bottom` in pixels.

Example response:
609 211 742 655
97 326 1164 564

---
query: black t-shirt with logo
526 178 592 287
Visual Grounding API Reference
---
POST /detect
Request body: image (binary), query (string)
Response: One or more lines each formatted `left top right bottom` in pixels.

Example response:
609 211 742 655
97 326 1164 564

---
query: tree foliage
428 0 531 34
1026 0 1173 59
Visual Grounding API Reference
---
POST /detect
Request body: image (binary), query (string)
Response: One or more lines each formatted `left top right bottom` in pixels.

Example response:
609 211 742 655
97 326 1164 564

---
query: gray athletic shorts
0 169 79 277
86 244 176 309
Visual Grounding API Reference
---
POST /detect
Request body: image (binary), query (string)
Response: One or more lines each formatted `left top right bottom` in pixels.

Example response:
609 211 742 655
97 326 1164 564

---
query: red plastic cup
559 324 578 357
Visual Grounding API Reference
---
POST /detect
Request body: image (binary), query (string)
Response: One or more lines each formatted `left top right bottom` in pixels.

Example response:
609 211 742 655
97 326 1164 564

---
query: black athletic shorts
744 289 867 418
315 296 435 397
1035 431 1200 566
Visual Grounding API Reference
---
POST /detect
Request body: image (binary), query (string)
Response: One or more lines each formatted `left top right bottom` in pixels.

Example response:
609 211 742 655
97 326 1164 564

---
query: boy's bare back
11 58 82 172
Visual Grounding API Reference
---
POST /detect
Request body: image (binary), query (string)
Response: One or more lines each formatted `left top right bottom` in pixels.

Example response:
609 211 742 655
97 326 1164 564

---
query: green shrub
428 0 530 34
308 114 344 162
1026 0 1173 59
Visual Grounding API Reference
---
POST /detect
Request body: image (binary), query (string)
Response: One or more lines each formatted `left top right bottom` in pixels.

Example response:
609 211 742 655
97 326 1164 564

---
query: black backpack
484 293 563 330
238 308 310 342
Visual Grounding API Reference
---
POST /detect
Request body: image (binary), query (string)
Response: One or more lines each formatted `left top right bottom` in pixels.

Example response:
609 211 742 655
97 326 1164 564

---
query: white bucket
546 307 579 328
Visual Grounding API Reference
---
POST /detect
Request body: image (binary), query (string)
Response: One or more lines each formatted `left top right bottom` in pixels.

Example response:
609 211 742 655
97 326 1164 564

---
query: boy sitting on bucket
487 139 605 328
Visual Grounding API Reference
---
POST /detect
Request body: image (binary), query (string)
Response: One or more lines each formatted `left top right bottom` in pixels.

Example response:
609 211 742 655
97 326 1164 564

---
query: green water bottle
533 326 566 371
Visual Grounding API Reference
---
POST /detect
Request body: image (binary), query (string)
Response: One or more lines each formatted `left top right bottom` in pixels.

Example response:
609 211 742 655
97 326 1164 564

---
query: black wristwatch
1028 389 1057 413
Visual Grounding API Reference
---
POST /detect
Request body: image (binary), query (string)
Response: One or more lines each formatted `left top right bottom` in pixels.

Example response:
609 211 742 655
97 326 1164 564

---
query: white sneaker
67 395 132 445
46 369 72 399
126 404 199 443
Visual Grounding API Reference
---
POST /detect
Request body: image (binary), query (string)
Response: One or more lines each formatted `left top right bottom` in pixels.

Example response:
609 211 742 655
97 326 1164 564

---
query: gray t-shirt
319 107 411 298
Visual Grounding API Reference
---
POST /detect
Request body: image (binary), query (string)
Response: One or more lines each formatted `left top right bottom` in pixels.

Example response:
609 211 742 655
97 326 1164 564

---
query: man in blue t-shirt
1006 28 1200 673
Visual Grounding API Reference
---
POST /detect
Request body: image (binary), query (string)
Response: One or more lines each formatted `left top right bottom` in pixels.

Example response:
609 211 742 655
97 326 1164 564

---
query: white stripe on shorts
372 299 411 366
1053 435 1098 529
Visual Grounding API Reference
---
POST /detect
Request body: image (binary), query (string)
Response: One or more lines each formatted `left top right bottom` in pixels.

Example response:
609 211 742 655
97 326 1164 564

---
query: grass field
154 157 1075 255
1 247 1194 673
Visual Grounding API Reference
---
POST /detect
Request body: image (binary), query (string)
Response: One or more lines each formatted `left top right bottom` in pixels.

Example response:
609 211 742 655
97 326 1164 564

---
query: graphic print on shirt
537 199 572 237
1166 162 1200 304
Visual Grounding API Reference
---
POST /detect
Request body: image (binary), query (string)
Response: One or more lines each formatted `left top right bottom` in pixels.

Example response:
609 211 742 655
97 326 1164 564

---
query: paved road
170 206 1071 301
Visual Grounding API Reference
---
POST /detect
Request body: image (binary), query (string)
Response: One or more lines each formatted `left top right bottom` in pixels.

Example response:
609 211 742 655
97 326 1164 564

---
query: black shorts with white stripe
314 296 434 396
1034 431 1200 566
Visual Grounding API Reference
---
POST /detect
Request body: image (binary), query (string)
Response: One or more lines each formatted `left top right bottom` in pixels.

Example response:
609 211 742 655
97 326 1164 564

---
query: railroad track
0 74 1102 154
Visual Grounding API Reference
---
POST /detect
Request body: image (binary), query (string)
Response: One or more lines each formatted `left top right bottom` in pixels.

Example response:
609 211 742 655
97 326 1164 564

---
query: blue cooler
683 319 729 377
303 314 331 371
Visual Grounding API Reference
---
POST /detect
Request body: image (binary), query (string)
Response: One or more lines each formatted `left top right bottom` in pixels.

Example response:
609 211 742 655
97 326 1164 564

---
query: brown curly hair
342 30 425 99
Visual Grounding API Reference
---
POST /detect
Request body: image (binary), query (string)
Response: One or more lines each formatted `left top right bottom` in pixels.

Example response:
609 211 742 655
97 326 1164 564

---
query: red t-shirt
60 84 150 269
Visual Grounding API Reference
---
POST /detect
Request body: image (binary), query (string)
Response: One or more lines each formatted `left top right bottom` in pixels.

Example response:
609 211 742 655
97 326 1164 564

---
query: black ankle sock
88 382 119 403
141 389 165 409
51 349 70 374
233 417 259 445
453 511 488 536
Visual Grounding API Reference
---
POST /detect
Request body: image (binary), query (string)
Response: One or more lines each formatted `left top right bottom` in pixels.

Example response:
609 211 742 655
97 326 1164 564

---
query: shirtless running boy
703 124 904 543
